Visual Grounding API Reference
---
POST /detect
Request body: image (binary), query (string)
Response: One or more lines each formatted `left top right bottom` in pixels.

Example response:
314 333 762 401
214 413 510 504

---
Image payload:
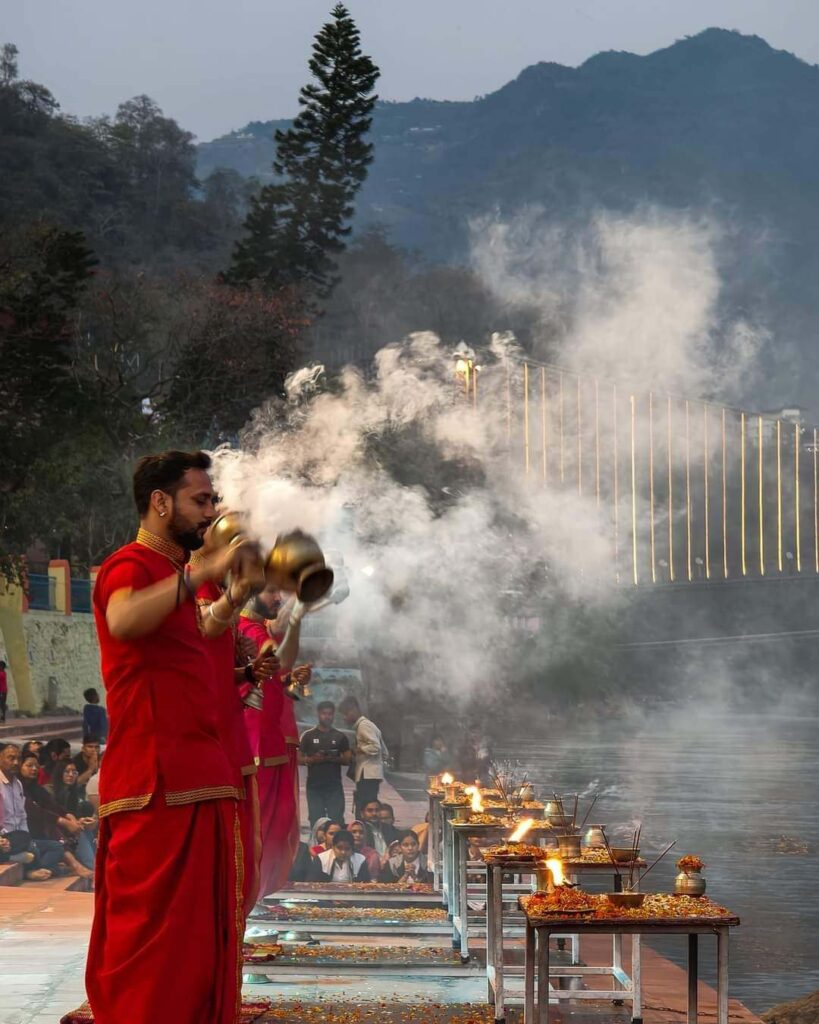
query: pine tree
227 4 380 294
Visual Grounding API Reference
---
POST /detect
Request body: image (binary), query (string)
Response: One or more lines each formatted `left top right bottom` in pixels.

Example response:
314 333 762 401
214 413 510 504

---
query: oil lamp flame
464 785 484 813
545 858 565 887
441 773 454 786
509 817 535 842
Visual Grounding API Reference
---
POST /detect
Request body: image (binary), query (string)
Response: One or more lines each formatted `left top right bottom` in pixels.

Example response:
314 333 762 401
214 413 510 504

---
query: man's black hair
133 450 212 516
332 829 354 848
83 687 99 702
338 695 360 713
379 802 395 817
317 700 335 713
82 734 100 745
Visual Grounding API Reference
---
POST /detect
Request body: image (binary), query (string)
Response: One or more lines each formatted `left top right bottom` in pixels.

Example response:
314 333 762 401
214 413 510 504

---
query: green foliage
227 4 380 293
0 222 96 576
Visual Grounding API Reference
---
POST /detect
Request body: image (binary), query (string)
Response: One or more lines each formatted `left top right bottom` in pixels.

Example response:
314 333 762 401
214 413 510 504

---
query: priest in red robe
238 586 307 900
88 450 248 1024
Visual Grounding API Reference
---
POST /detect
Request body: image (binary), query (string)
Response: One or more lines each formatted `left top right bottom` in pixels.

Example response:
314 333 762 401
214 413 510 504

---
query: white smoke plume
212 208 768 701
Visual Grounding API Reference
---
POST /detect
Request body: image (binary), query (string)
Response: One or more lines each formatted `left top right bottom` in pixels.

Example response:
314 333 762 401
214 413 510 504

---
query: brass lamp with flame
264 531 334 603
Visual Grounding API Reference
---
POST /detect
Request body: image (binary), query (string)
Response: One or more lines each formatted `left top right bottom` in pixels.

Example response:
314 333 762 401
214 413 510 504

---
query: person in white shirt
307 829 371 882
339 696 389 819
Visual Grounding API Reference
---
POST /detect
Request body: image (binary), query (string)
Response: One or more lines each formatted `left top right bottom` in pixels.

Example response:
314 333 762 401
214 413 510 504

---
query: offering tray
484 842 549 864
268 882 439 906
241 943 480 978
520 891 740 926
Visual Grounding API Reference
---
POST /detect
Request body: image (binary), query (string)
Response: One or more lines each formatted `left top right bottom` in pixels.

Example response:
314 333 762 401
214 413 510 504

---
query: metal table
447 818 555 960
486 857 645 1023
520 898 740 1024
427 790 445 899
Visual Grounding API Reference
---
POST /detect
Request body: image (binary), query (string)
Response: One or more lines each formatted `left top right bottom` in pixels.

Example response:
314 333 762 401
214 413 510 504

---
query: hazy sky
5 0 818 141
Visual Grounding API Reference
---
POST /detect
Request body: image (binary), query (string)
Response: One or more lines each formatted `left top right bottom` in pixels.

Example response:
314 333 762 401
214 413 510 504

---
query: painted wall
0 612 102 714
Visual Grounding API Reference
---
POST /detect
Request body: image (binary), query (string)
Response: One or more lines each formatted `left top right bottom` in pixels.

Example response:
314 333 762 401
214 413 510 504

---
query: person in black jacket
378 830 433 885
307 829 371 883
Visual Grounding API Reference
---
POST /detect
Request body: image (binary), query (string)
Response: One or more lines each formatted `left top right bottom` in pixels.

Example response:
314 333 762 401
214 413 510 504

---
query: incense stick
571 794 579 830
579 792 599 831
629 825 642 891
600 830 622 880
637 840 676 885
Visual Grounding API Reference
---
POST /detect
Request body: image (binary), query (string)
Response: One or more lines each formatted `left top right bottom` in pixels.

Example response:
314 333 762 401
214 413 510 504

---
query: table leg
688 933 699 1024
613 932 623 993
458 830 470 960
632 933 642 1023
537 927 550 1024
525 919 535 1024
717 928 729 1024
493 866 506 1021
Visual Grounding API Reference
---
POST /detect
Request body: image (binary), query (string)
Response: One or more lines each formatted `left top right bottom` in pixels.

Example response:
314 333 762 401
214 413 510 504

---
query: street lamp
452 342 480 406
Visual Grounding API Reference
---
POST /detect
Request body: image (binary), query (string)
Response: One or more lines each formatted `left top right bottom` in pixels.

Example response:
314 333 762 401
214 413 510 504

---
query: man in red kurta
238 587 307 900
88 450 247 1024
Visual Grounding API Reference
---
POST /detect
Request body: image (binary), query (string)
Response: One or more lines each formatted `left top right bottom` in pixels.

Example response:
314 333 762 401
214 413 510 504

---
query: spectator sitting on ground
349 820 380 878
82 688 108 744
307 829 371 883
71 736 101 797
322 821 344 851
309 816 332 855
287 840 314 883
411 812 430 856
360 799 399 856
38 738 71 785
20 741 43 762
19 755 93 879
0 743 63 881
52 761 97 871
378 830 433 885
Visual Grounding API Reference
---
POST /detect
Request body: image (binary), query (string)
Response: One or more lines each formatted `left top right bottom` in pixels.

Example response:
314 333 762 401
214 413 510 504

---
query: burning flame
545 858 565 887
441 773 454 786
464 785 484 813
509 817 535 842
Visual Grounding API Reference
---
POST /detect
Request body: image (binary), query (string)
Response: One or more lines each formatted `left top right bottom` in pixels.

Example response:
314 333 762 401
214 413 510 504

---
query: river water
497 702 819 1013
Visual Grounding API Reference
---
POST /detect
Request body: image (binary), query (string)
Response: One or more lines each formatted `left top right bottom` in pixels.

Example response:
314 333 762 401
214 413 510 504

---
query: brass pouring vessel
264 530 334 603
209 512 266 595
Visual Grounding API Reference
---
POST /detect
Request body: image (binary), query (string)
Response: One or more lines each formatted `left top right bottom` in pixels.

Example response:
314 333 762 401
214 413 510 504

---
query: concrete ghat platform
0 881 764 1024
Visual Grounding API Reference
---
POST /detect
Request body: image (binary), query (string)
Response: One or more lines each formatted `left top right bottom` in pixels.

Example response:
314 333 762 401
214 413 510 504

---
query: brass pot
264 530 334 603
209 512 266 594
582 825 607 852
674 870 706 896
557 833 582 859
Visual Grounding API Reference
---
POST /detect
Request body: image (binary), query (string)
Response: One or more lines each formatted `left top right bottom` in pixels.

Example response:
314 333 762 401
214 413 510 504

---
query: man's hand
61 815 83 836
192 541 250 587
252 648 280 681
79 817 97 829
291 664 312 687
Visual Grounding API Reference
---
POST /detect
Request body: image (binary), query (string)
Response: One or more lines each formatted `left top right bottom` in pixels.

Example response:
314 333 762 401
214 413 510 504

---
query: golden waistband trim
240 763 258 776
285 736 299 746
164 785 243 806
262 755 289 767
99 793 153 818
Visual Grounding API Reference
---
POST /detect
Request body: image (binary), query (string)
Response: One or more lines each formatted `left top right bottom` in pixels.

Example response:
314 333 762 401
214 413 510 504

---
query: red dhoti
87 793 243 1024
256 754 299 898
240 774 261 915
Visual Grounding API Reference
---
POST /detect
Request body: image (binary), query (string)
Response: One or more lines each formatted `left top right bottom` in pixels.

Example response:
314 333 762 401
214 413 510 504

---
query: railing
27 574 56 611
70 578 92 614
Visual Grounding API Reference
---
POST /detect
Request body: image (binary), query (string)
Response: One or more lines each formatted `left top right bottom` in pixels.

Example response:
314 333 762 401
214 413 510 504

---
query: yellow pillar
48 559 72 615
0 578 37 713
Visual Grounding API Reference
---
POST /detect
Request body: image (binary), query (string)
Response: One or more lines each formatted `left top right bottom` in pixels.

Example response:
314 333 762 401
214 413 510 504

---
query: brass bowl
610 847 640 863
265 530 334 603
605 891 646 909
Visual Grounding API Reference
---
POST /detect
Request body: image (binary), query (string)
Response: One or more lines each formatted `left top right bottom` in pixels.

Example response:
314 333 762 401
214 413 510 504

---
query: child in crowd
82 688 108 743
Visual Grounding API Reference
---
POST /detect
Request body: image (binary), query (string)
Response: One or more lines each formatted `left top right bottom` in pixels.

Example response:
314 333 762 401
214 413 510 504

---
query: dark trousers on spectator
354 777 381 819
32 838 64 872
0 692 6 722
306 783 346 827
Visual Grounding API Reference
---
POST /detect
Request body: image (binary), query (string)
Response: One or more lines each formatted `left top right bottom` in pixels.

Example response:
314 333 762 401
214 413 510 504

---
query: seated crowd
290 799 433 885
0 733 100 882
